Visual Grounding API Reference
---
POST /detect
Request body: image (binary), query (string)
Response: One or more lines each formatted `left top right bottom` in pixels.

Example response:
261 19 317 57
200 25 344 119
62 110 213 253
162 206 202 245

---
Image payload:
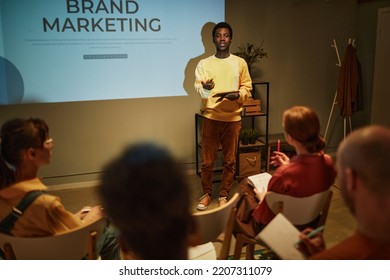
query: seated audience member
0 118 119 259
298 125 390 259
99 143 196 260
252 106 336 230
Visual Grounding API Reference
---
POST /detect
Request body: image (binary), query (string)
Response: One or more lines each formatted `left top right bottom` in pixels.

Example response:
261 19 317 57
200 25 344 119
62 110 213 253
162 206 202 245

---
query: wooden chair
233 190 333 260
190 192 239 259
0 217 106 260
216 205 238 260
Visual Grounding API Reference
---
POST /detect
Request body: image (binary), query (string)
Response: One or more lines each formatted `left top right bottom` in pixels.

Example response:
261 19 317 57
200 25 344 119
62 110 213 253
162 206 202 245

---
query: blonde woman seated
252 106 336 229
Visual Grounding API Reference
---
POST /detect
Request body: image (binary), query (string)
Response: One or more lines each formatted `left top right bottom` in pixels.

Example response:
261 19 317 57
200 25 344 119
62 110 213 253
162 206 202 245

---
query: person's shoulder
271 158 310 181
322 153 333 161
308 233 386 260
322 153 336 167
230 53 241 59
230 54 246 63
268 164 291 182
196 55 216 67
301 152 334 166
200 55 216 62
33 192 63 211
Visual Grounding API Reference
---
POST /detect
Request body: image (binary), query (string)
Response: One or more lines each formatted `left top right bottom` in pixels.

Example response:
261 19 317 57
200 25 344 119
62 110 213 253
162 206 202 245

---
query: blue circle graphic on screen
0 56 24 105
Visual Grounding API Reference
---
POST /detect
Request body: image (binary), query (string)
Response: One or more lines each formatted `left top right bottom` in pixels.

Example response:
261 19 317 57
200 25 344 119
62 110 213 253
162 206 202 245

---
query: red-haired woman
252 106 336 228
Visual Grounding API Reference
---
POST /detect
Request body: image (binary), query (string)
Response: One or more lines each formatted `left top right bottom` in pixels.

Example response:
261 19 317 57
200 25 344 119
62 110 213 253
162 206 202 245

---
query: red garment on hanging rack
336 44 359 117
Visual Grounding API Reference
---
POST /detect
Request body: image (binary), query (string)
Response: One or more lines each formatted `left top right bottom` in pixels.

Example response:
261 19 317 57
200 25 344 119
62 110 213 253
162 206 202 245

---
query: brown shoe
218 196 228 207
197 194 211 211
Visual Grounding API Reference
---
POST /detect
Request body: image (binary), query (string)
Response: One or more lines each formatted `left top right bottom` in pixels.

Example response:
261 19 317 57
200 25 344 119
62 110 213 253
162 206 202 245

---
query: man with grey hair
299 125 390 259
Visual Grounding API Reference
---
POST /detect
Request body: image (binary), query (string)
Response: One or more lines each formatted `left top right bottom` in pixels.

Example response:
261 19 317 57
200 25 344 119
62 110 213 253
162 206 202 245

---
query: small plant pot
240 129 250 145
241 138 249 145
249 137 257 144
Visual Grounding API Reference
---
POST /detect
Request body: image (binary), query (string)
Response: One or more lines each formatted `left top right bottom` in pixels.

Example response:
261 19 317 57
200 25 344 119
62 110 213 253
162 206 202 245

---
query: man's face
213 27 231 51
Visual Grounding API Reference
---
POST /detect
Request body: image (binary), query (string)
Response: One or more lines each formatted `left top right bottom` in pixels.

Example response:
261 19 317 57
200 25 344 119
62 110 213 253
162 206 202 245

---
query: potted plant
234 42 268 73
248 129 258 144
240 129 249 145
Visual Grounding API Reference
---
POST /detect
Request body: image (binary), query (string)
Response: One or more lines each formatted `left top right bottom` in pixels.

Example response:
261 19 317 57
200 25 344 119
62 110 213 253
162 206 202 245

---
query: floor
49 173 356 259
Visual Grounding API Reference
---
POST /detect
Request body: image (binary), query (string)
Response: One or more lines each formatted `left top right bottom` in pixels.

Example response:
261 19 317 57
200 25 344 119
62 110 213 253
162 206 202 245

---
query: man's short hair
99 142 192 259
212 22 233 39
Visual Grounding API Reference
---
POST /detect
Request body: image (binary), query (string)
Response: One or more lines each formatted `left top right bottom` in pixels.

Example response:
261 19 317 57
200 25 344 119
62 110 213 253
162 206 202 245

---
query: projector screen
0 0 224 104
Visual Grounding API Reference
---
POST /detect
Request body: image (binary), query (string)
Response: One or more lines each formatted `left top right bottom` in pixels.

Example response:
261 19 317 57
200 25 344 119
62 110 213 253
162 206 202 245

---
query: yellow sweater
0 178 81 237
195 54 252 122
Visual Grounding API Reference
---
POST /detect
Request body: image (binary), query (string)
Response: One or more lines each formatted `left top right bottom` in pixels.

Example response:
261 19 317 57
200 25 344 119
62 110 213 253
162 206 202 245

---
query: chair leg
234 233 264 260
245 243 255 260
3 243 16 260
217 208 237 260
233 234 246 260
87 231 98 260
217 233 230 260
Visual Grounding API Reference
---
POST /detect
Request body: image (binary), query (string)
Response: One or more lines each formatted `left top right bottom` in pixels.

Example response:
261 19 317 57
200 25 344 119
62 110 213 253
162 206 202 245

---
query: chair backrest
265 190 332 226
192 192 239 244
0 217 106 260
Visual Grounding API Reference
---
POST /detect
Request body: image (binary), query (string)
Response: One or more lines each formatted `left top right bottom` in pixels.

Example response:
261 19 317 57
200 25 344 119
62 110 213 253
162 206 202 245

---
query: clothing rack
324 38 355 145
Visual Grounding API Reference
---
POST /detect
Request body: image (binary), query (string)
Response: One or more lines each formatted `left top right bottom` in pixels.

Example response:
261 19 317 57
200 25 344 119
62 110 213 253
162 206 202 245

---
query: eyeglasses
44 138 54 147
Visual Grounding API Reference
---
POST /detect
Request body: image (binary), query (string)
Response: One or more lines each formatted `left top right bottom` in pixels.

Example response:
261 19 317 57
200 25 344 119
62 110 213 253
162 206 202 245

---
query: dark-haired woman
0 118 119 259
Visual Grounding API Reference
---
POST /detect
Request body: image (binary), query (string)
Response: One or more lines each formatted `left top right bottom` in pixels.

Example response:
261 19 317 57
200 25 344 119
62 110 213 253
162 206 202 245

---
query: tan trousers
201 118 241 197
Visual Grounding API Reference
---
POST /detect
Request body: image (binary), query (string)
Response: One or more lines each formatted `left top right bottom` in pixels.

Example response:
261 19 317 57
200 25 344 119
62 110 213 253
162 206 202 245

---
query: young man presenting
194 22 252 210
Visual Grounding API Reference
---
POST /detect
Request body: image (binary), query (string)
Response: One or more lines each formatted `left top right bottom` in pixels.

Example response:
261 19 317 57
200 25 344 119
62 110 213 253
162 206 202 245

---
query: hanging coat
336 44 359 117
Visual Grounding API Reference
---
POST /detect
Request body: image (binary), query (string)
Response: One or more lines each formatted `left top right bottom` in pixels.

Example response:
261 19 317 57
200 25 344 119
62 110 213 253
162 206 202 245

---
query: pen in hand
294 225 325 248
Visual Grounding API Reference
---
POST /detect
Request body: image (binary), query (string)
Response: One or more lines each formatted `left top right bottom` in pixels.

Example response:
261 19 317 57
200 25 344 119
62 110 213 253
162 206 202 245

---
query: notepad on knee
255 213 305 260
247 172 272 200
